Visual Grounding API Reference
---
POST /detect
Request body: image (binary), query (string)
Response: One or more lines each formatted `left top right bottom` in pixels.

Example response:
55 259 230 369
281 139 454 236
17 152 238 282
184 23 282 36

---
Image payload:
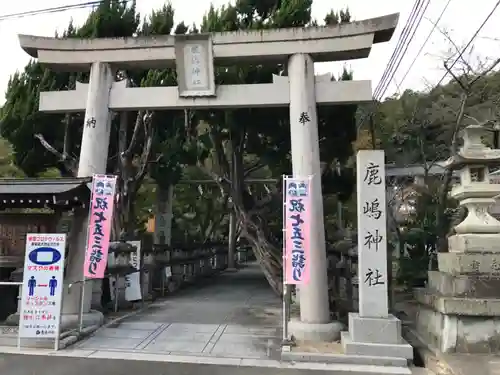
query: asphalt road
0 354 329 375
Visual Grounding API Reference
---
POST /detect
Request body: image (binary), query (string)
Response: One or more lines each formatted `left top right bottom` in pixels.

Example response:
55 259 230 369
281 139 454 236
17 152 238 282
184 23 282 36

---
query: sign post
356 150 389 317
18 234 66 351
341 150 412 360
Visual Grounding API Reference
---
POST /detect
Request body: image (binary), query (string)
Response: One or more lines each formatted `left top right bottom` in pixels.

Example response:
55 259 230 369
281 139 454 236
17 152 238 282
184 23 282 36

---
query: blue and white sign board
19 234 66 341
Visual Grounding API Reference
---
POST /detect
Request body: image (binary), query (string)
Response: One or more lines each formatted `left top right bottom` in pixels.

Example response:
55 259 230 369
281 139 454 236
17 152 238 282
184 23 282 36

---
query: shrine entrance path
76 263 283 360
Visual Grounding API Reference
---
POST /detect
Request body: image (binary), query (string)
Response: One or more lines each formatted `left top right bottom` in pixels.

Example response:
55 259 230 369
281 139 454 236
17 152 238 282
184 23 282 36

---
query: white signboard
174 35 216 97
356 150 389 318
185 44 208 89
19 233 66 339
125 240 142 302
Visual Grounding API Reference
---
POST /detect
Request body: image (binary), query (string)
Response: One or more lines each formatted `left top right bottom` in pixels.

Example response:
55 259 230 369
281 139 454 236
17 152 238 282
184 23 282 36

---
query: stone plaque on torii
18 13 399 342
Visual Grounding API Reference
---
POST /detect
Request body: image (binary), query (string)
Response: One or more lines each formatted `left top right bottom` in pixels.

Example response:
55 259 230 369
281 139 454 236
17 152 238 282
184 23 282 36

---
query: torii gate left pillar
18 14 398 340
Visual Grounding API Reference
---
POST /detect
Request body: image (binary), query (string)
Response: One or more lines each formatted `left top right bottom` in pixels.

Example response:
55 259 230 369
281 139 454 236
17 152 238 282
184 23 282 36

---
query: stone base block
288 318 344 342
348 313 402 345
438 252 500 275
415 300 500 353
448 233 500 253
414 288 500 316
341 331 413 359
428 271 500 298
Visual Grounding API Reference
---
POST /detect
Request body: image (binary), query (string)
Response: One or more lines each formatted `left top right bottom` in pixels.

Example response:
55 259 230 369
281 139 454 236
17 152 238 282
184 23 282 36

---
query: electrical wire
0 0 130 21
434 0 500 87
359 0 500 138
374 0 430 100
373 0 424 100
374 0 424 99
398 0 454 88
357 0 430 131
376 0 430 99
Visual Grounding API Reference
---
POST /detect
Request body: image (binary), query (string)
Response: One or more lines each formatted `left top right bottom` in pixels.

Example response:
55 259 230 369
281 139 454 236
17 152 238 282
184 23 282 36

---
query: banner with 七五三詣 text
83 174 118 279
283 176 312 285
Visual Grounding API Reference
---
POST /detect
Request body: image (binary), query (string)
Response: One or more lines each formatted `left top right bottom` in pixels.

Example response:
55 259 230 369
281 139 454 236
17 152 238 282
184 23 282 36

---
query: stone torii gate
18 13 398 341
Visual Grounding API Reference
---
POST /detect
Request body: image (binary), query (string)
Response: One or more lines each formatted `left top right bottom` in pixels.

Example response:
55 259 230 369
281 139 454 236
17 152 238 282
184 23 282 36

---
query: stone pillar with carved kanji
341 150 413 360
415 124 500 353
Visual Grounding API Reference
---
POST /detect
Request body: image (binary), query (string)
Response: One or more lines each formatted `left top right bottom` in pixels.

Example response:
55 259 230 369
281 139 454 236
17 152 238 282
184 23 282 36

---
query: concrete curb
281 350 409 367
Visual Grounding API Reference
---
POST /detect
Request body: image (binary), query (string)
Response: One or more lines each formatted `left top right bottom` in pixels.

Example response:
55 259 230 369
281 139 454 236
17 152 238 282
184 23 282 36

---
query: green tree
0 0 195 236
0 138 26 177
0 0 140 177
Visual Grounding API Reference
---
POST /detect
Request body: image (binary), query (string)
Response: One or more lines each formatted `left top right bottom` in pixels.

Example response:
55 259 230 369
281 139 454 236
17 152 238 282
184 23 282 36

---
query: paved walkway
76 263 283 359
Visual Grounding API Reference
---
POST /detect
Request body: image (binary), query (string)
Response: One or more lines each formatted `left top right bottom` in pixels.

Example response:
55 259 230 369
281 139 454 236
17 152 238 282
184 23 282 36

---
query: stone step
0 351 421 375
414 287 500 316
341 331 414 360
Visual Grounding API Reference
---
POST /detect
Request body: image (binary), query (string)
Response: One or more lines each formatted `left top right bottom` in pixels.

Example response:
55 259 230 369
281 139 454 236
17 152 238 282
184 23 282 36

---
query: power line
360 0 500 142
434 0 500 87
398 0 454 88
376 0 430 99
375 0 430 100
357 0 429 131
373 0 424 99
374 0 424 98
0 0 129 21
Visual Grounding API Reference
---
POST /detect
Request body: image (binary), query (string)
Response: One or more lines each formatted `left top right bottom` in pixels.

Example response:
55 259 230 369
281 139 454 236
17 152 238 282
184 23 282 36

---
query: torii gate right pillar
287 53 340 340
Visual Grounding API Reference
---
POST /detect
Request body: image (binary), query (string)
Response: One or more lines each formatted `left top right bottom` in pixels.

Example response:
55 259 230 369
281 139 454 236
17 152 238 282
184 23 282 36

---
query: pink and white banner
83 174 117 279
283 177 311 285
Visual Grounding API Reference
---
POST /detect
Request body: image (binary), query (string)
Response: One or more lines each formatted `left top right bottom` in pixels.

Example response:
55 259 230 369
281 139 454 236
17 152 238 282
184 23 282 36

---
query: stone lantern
415 124 500 353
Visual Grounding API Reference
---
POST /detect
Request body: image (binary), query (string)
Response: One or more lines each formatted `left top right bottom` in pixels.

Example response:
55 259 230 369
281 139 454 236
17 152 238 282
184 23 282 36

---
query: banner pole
78 278 86 334
56 234 67 352
79 175 95 335
282 175 292 347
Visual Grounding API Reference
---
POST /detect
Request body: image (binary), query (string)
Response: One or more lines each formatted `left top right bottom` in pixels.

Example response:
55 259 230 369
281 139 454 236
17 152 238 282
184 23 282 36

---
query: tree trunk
228 209 237 268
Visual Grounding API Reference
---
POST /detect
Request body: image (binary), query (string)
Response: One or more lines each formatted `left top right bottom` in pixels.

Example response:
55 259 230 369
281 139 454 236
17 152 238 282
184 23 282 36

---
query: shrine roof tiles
0 178 91 209
0 178 91 195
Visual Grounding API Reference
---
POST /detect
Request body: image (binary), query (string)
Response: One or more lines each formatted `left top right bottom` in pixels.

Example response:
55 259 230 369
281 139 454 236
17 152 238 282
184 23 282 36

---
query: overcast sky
0 0 499 105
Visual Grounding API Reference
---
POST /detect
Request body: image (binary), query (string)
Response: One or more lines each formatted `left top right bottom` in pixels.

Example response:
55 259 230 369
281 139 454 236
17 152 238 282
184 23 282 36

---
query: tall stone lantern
415 124 500 353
